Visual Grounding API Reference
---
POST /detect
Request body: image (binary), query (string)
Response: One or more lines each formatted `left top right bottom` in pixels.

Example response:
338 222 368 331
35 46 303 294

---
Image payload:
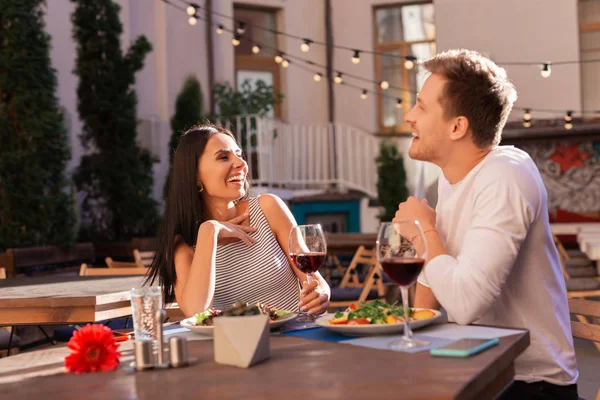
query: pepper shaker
169 336 189 368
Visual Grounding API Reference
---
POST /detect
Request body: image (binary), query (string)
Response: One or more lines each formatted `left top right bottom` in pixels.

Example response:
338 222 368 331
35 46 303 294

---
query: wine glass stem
401 286 413 340
306 273 312 285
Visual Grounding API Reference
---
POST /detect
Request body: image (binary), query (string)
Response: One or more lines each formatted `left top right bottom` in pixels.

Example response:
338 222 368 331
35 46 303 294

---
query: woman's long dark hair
145 125 249 303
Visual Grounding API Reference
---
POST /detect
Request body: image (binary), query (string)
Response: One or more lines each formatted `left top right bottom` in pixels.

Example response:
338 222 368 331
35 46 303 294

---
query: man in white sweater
393 49 578 399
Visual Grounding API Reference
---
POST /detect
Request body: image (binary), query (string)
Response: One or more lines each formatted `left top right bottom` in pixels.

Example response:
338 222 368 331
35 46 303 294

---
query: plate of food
315 300 442 337
180 302 297 336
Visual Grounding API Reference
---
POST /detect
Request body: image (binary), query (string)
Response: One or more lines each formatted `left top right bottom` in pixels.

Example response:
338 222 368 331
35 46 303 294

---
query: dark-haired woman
146 125 330 317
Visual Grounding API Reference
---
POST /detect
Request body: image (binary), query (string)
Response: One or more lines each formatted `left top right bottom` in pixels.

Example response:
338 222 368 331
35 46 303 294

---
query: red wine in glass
290 252 326 274
380 257 425 286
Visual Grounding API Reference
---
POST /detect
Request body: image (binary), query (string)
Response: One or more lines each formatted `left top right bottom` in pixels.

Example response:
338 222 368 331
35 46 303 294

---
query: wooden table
326 233 377 255
0 276 145 326
0 328 529 399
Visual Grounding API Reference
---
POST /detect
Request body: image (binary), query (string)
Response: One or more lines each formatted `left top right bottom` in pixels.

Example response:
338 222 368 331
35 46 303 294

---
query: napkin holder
213 314 270 368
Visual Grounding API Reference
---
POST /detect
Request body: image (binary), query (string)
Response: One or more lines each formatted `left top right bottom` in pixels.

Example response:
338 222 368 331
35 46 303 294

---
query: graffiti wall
518 142 600 213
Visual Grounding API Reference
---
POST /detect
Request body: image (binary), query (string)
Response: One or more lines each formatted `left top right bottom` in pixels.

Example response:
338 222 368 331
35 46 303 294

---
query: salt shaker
169 336 189 368
134 340 154 371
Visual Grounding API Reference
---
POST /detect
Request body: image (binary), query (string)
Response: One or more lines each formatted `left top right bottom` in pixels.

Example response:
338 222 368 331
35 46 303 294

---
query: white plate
180 312 298 336
315 308 442 337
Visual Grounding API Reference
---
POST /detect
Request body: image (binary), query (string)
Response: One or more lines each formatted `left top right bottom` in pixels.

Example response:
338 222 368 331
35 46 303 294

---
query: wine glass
377 220 428 350
288 224 327 322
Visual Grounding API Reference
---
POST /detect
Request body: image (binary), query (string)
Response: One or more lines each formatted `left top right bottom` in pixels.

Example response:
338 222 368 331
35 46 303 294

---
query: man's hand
393 196 437 232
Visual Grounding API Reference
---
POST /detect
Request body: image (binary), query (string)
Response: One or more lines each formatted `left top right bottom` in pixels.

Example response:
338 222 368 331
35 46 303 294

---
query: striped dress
212 197 300 311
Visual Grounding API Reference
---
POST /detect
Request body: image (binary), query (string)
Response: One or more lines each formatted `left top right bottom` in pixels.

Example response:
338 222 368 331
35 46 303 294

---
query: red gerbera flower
64 324 121 373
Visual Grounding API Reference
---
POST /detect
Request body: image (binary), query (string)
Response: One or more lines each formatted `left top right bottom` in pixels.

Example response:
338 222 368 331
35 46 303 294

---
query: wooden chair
105 256 144 269
0 267 5 280
568 298 600 400
328 246 386 310
553 235 600 298
80 263 148 276
133 249 155 269
338 246 374 288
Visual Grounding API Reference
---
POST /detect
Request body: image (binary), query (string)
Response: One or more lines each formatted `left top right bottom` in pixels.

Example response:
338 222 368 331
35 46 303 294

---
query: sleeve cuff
424 254 456 288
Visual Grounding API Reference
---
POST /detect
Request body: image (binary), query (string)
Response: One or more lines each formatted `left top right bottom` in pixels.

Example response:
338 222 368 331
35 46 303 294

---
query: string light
300 39 312 53
361 90 368 100
186 4 198 16
564 110 573 122
541 63 552 78
404 55 416 70
163 0 600 120
380 81 389 90
252 45 261 54
564 110 573 130
236 21 246 35
166 0 600 70
523 109 532 128
351 50 361 64
282 59 290 68
274 52 284 64
232 34 240 47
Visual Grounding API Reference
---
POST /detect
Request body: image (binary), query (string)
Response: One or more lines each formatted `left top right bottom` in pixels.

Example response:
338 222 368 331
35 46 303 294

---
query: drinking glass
130 286 162 347
377 220 428 350
288 224 327 322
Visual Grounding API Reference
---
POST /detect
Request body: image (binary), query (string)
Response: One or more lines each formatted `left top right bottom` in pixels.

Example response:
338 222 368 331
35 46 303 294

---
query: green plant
164 75 204 198
376 139 408 222
71 0 158 241
212 80 283 149
0 0 76 250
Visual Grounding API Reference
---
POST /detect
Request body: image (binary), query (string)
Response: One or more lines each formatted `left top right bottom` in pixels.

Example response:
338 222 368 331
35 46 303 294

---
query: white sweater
419 146 578 385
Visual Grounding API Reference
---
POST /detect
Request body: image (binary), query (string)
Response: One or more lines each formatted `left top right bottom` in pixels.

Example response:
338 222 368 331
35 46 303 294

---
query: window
579 0 600 114
233 6 281 117
374 2 435 133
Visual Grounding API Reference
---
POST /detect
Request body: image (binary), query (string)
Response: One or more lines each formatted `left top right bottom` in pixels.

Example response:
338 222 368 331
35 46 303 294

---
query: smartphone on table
430 337 500 358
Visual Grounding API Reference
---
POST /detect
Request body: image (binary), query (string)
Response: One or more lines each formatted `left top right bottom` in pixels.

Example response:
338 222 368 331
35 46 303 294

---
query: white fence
220 115 382 198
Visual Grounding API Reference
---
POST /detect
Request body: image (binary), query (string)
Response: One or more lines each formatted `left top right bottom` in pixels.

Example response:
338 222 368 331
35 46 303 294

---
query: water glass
130 286 162 344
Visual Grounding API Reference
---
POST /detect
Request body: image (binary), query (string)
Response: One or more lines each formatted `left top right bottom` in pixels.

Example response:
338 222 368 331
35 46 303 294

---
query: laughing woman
146 125 330 317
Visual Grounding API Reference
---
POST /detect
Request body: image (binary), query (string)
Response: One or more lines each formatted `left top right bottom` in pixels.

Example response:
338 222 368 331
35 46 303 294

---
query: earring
198 182 204 193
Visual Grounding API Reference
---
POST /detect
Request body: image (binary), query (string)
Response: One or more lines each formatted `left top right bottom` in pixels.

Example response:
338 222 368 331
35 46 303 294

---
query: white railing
219 115 382 198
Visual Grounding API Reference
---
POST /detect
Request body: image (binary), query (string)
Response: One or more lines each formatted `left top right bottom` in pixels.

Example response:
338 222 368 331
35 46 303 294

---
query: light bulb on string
186 4 198 16
380 81 389 90
334 72 343 84
540 63 551 78
313 73 322 82
361 90 368 100
523 108 532 128
351 50 361 64
396 98 403 109
404 56 416 70
564 110 573 130
300 39 312 53
564 110 573 122
232 34 241 47
252 45 261 54
216 25 223 35
188 16 197 26
274 53 284 64
282 59 290 68
237 21 246 35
